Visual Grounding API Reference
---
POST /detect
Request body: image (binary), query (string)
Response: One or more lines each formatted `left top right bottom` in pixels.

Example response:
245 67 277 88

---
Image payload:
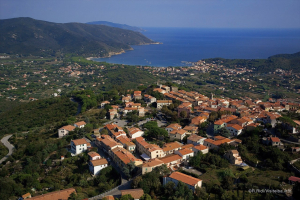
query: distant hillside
0 17 154 57
86 21 144 32
204 51 300 73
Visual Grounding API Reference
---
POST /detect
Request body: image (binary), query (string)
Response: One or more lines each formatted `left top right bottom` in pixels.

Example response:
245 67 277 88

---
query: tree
179 111 187 118
218 127 231 138
293 182 300 199
140 194 152 200
120 194 134 200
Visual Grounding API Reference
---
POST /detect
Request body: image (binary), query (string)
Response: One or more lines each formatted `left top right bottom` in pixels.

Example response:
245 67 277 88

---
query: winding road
0 134 14 164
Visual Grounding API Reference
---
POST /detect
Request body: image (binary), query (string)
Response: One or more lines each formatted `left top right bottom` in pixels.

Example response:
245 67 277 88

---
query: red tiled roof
74 121 86 126
193 145 208 151
288 176 300 183
270 137 280 142
159 154 181 164
72 138 87 146
169 172 201 186
90 158 108 166
29 188 76 200
121 189 144 199
60 125 75 131
88 151 100 158
177 148 193 155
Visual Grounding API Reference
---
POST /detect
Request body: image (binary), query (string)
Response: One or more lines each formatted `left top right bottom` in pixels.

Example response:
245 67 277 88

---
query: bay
93 28 300 67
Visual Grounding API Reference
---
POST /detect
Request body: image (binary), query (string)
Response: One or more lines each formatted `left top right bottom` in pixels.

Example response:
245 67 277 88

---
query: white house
192 145 209 154
174 148 194 161
187 134 206 145
58 125 75 138
128 127 144 139
71 138 89 155
88 151 101 160
163 172 202 192
74 121 86 128
89 158 108 175
100 101 110 108
165 123 182 133
226 124 243 136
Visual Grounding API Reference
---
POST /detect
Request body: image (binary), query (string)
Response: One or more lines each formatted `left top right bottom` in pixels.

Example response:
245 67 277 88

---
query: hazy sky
0 0 299 28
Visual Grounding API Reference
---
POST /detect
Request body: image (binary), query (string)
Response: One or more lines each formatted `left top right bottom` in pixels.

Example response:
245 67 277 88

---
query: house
133 91 142 100
71 138 89 155
288 176 300 185
262 136 282 146
101 101 110 108
183 126 198 134
214 115 238 133
58 125 75 138
109 109 119 120
135 137 164 159
120 188 144 200
165 123 182 133
224 150 243 165
88 151 101 160
226 124 243 136
157 100 172 109
153 88 166 94
181 144 194 150
191 116 207 126
177 102 192 118
104 123 126 139
95 135 123 153
187 134 206 145
203 137 233 150
159 154 182 168
22 193 31 199
144 94 156 103
74 121 86 128
192 145 209 154
89 158 108 175
142 158 164 174
162 142 183 155
174 148 194 161
169 129 187 141
163 172 202 192
116 135 136 152
110 147 143 168
28 188 76 200
128 127 144 139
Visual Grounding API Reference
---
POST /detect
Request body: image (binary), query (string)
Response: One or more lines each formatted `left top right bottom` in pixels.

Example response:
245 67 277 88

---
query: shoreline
86 42 162 60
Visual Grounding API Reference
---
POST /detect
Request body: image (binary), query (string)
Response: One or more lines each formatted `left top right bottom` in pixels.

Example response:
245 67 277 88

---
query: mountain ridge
0 17 154 57
86 20 144 32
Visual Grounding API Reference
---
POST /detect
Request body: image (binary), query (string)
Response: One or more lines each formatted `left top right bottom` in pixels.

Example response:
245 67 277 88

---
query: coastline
86 41 162 60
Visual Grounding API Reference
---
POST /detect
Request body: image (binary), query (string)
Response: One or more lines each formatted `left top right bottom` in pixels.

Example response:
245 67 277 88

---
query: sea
93 28 300 67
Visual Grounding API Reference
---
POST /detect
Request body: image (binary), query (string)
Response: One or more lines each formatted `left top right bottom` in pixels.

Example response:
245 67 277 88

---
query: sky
0 0 300 28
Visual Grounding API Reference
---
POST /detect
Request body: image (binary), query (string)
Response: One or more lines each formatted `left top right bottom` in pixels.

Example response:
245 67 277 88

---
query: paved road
0 134 14 164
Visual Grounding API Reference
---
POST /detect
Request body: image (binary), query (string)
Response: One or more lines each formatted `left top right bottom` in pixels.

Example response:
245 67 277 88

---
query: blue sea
94 28 300 67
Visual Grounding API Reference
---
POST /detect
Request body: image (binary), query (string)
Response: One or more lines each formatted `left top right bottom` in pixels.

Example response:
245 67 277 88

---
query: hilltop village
51 84 300 199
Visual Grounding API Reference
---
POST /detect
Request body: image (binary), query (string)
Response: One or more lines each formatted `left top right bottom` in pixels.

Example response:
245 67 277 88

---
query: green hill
86 21 144 32
0 17 154 57
204 51 300 73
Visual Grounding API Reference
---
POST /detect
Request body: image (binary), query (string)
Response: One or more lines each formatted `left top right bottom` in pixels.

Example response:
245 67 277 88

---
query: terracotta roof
214 136 226 140
177 148 193 155
288 176 300 183
159 154 181 163
72 138 87 146
227 124 243 130
169 172 201 186
90 158 108 166
187 134 204 142
112 148 142 165
176 129 187 135
128 127 142 135
88 151 100 158
163 142 182 152
142 158 164 167
121 188 144 199
74 121 86 126
22 193 31 198
270 137 280 142
60 125 75 131
166 123 182 130
157 100 172 103
30 188 76 200
103 195 115 200
183 126 198 131
214 119 225 125
181 144 194 149
117 135 132 144
193 144 208 151
205 138 232 146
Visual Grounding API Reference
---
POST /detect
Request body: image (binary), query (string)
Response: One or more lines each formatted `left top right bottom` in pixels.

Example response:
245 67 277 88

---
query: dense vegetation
0 17 154 57
204 51 300 73
0 97 77 137
86 21 144 32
